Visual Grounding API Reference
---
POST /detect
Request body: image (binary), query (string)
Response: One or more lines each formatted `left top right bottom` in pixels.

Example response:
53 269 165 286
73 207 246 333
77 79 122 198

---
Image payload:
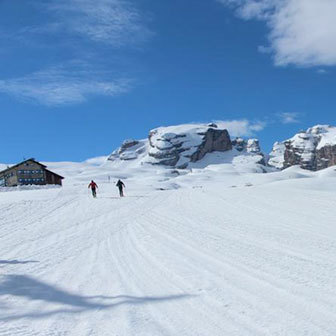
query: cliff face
269 125 336 171
316 145 336 170
283 131 318 170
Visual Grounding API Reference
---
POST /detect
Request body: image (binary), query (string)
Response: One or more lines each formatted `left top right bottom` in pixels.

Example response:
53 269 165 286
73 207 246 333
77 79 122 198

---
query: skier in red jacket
88 180 98 198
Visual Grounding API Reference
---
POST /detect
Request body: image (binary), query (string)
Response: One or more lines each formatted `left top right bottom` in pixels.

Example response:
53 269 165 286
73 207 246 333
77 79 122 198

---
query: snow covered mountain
269 125 336 171
108 123 266 172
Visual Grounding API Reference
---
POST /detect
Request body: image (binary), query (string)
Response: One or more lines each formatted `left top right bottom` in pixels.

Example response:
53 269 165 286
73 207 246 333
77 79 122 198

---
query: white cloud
317 69 327 75
0 0 149 105
218 0 336 67
278 112 300 124
0 64 132 106
215 119 267 137
43 0 151 46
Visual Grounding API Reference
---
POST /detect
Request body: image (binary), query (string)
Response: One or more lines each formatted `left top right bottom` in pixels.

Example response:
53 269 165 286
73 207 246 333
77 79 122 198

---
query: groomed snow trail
1 180 336 335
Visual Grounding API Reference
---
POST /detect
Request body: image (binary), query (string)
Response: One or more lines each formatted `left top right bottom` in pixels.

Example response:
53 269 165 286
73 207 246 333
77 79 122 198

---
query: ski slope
1 162 336 335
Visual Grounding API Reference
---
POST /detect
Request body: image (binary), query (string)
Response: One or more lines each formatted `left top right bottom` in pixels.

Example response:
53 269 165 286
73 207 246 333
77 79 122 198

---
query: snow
1 156 336 335
153 123 211 137
312 125 336 149
268 142 286 169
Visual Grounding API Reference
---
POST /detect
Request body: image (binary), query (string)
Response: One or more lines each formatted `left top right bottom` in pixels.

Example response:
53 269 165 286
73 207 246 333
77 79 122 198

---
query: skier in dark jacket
116 179 125 197
88 180 98 198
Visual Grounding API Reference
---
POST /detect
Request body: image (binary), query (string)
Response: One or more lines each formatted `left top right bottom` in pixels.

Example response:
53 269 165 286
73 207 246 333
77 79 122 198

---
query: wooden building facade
0 159 64 187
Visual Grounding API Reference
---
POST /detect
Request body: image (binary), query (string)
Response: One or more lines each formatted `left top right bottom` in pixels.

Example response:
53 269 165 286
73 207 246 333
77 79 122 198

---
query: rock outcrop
108 139 146 161
147 124 232 168
189 127 232 162
232 137 265 165
246 139 261 154
268 125 336 171
108 122 266 170
232 137 246 152
316 145 336 170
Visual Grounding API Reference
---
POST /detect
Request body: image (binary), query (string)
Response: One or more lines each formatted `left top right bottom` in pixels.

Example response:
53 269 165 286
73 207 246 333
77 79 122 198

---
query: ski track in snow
1 179 336 335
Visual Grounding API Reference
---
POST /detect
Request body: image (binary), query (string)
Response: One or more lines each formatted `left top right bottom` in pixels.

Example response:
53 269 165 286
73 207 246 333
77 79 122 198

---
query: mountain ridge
108 123 336 172
108 122 265 171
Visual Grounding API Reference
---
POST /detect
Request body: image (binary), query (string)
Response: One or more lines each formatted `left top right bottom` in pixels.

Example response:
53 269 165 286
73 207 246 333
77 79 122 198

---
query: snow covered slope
269 125 336 171
1 162 336 335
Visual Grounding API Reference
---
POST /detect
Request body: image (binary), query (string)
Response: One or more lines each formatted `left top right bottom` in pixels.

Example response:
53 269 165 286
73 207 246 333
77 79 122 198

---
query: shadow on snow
0 275 192 321
0 260 39 265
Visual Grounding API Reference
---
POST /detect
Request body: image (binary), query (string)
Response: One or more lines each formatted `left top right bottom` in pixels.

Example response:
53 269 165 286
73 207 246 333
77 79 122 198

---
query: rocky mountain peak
268 125 336 171
108 123 265 170
146 124 232 168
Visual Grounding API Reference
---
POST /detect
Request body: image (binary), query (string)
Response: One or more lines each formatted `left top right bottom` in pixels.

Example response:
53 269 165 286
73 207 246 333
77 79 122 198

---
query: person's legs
92 188 96 198
119 187 123 197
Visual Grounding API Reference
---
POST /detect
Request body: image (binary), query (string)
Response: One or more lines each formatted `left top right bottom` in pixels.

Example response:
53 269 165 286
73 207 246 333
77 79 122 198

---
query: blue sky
1 0 336 162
